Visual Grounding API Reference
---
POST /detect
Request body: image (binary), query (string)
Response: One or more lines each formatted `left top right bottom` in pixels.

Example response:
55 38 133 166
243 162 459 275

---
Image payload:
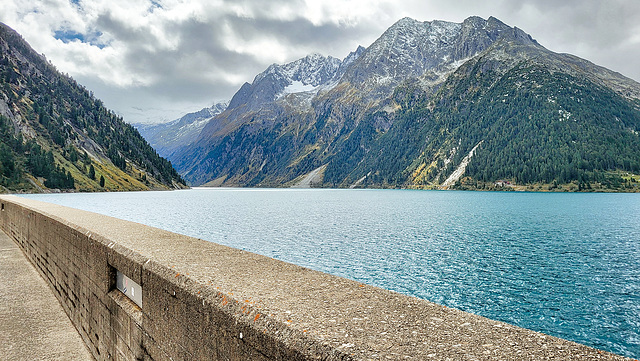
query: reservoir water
20 188 640 358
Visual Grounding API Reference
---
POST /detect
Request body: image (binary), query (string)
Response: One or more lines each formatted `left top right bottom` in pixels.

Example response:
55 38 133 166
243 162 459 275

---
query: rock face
230 53 342 109
169 16 640 191
343 17 534 92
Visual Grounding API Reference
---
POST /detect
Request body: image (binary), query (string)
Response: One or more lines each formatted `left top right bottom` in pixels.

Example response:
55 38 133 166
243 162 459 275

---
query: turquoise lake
20 188 640 358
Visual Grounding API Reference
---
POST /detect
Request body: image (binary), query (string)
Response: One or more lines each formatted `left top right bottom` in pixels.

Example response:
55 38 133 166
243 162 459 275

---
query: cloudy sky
2 0 639 124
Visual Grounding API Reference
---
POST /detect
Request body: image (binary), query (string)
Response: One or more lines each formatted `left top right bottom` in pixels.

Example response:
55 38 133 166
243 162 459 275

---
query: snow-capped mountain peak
167 15 640 192
254 53 341 87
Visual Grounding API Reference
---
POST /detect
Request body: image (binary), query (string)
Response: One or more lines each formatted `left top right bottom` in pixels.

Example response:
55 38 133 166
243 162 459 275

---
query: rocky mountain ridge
165 16 640 191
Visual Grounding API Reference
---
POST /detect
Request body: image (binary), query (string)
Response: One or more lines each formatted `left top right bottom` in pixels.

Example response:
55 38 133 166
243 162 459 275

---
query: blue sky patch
54 29 106 49
54 29 84 42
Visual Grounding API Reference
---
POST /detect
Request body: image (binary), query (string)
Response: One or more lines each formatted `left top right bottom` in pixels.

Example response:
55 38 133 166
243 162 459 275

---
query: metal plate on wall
116 270 142 308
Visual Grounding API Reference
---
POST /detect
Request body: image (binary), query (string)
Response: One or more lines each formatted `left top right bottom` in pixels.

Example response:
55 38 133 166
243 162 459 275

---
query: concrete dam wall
0 195 631 360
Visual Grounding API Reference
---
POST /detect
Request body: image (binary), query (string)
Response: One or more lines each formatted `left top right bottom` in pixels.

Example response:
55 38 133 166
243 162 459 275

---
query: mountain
134 101 228 159
170 16 640 191
0 23 186 192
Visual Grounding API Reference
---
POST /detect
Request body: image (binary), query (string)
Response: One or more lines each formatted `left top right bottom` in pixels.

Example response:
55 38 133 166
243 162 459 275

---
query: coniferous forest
333 62 640 191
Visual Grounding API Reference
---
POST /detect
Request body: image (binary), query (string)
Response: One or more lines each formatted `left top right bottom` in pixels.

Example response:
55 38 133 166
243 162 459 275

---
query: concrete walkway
0 230 93 360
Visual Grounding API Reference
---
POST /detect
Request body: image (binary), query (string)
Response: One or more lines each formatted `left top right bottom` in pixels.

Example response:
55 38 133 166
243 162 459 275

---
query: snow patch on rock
283 81 317 94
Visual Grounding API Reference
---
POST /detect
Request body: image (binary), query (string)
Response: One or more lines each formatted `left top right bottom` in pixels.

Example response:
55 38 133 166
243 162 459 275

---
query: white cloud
1 0 639 124
302 0 393 26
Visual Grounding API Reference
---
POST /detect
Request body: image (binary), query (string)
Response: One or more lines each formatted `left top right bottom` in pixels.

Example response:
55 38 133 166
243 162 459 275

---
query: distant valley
134 101 228 160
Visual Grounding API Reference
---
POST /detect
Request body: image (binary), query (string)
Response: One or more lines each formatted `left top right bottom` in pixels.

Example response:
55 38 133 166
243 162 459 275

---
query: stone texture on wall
0 195 632 361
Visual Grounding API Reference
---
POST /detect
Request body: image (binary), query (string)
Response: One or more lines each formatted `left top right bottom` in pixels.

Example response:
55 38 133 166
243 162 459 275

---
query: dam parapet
0 195 632 360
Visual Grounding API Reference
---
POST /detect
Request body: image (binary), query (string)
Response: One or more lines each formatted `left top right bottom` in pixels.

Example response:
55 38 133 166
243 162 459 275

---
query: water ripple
21 189 640 358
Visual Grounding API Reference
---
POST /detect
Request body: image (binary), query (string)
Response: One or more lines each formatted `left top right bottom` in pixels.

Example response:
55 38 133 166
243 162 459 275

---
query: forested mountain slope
0 23 185 192
169 16 640 191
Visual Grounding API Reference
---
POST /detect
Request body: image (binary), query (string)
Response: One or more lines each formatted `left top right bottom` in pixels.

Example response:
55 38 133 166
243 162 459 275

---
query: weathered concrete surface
0 229 93 360
0 194 635 360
